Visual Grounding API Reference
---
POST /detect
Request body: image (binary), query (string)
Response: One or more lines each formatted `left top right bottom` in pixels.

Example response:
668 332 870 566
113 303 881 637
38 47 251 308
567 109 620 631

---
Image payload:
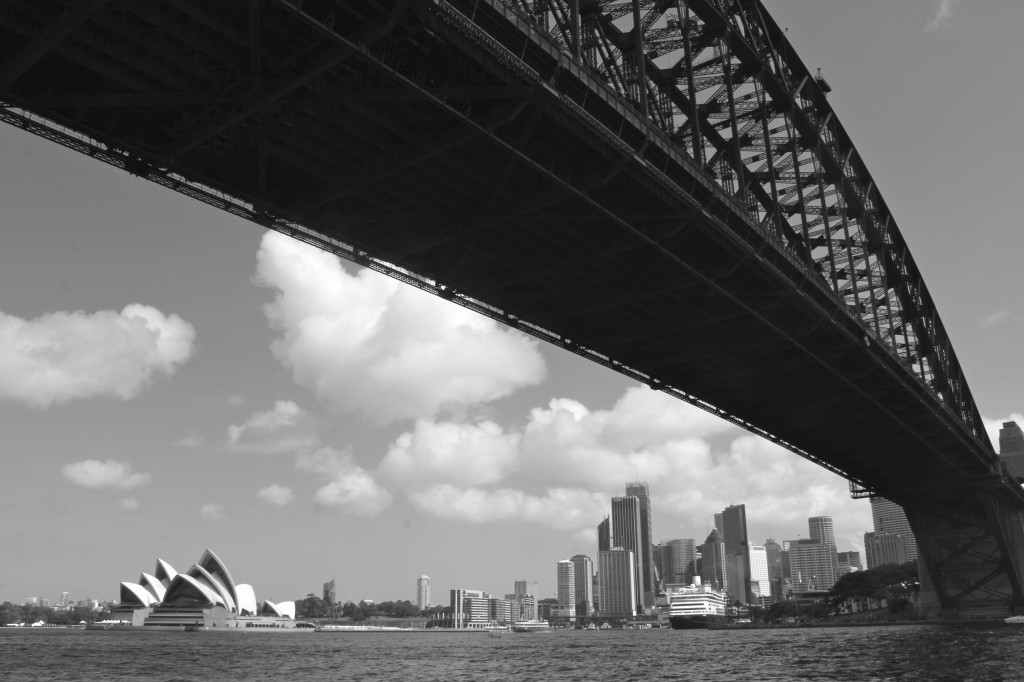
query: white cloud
297 447 393 517
119 498 140 512
925 0 959 32
408 485 607 531
200 503 226 520
257 484 295 506
979 310 1015 329
228 400 319 454
0 304 196 408
314 469 392 516
379 419 520 488
176 430 204 449
62 459 151 490
254 231 546 423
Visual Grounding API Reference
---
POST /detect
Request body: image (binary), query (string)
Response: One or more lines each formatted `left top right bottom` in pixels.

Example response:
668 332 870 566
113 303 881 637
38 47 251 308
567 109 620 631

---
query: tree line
1 601 109 626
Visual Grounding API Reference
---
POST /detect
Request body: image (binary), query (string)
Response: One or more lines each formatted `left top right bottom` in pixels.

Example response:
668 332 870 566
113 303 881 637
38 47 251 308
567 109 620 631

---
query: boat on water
1004 615 1024 624
665 580 727 630
315 624 413 633
511 620 552 633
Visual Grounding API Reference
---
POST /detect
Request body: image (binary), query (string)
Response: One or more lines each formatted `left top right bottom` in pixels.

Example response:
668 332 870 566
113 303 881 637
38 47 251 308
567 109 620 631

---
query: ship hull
669 615 725 630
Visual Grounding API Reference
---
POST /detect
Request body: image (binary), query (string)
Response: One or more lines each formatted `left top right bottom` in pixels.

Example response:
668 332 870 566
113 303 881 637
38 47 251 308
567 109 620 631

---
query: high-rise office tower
721 504 752 604
514 580 537 598
698 528 726 592
764 538 783 598
864 531 908 568
837 551 862 575
870 497 917 561
748 545 770 603
610 495 645 610
416 575 430 610
625 482 656 609
663 539 697 585
597 517 611 552
556 560 577 618
808 515 839 575
570 555 594 616
597 548 637 617
788 539 836 592
323 579 336 605
1000 421 1024 480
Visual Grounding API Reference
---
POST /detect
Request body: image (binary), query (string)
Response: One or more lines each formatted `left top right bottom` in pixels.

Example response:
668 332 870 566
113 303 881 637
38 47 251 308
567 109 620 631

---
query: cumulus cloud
925 0 959 32
257 484 295 506
408 485 607 531
0 304 196 408
228 400 319 454
379 419 520 488
254 231 546 423
63 459 151 490
297 447 393 516
200 504 226 520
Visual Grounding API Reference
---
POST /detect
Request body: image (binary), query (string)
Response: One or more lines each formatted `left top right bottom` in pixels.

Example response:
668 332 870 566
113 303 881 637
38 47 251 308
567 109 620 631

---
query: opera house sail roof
109 549 296 627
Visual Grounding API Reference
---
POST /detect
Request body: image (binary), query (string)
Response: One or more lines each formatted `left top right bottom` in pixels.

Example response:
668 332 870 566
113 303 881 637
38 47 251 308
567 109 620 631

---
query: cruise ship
665 580 727 630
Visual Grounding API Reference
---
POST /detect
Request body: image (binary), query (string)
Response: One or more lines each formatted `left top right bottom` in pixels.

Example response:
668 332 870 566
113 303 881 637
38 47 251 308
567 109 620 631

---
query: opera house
108 549 299 628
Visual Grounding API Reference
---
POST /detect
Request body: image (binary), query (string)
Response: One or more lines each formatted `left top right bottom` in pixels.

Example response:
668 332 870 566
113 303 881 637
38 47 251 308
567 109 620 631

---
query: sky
2 0 1023 607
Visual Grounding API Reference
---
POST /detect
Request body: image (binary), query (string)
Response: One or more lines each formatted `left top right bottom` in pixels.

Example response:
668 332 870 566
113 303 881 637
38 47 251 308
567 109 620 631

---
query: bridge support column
906 489 1024 620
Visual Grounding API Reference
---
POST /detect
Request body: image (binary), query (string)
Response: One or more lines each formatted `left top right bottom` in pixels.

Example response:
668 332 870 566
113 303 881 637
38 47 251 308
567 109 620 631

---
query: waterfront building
748 545 770 603
610 496 645 610
449 589 515 628
323 579 335 605
721 504 752 604
570 555 594 616
788 539 836 593
662 539 697 585
1000 421 1024 480
870 497 917 562
416 575 430 610
504 592 537 622
625 482 656 608
864 531 908 568
597 548 637 618
698 528 726 592
556 560 577 619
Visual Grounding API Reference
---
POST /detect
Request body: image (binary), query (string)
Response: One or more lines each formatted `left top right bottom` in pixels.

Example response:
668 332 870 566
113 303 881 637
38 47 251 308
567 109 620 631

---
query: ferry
666 580 727 630
511 620 552 633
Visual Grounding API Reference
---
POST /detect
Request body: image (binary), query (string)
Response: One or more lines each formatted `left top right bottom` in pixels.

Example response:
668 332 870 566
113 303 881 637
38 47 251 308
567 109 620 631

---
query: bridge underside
2 0 1024 616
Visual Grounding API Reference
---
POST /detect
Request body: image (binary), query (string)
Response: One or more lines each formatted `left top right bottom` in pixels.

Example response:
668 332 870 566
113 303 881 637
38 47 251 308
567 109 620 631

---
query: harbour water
2 624 1023 681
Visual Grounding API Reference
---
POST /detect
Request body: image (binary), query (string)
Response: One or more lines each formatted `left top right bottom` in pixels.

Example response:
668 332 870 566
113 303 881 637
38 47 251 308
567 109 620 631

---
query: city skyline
4 1 1024 606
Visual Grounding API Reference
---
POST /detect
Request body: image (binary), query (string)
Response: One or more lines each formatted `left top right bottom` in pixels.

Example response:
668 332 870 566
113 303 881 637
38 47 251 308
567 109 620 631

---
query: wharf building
597 548 637 618
625 482 657 609
449 589 514 628
416 575 430 610
109 549 296 628
610 495 645 611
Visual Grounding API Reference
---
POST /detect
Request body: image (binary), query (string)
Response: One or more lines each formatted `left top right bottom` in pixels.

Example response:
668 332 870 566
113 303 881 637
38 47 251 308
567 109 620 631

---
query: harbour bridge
2 0 1022 618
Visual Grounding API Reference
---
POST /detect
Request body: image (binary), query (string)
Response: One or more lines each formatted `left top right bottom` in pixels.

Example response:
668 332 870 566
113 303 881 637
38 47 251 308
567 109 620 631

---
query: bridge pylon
906 484 1024 619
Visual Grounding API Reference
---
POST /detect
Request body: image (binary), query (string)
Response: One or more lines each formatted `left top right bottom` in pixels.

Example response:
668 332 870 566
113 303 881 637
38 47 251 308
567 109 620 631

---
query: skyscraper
748 545 770 603
789 539 836 592
597 517 611 552
323 579 335 605
416 575 430 610
556 559 577 618
663 539 697 585
1000 421 1024 480
808 516 838 575
764 538 783 598
625 482 656 608
570 554 594 616
864 531 908 568
610 495 645 610
837 551 862 575
698 528 726 592
597 548 637 617
721 504 751 604
871 497 917 561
